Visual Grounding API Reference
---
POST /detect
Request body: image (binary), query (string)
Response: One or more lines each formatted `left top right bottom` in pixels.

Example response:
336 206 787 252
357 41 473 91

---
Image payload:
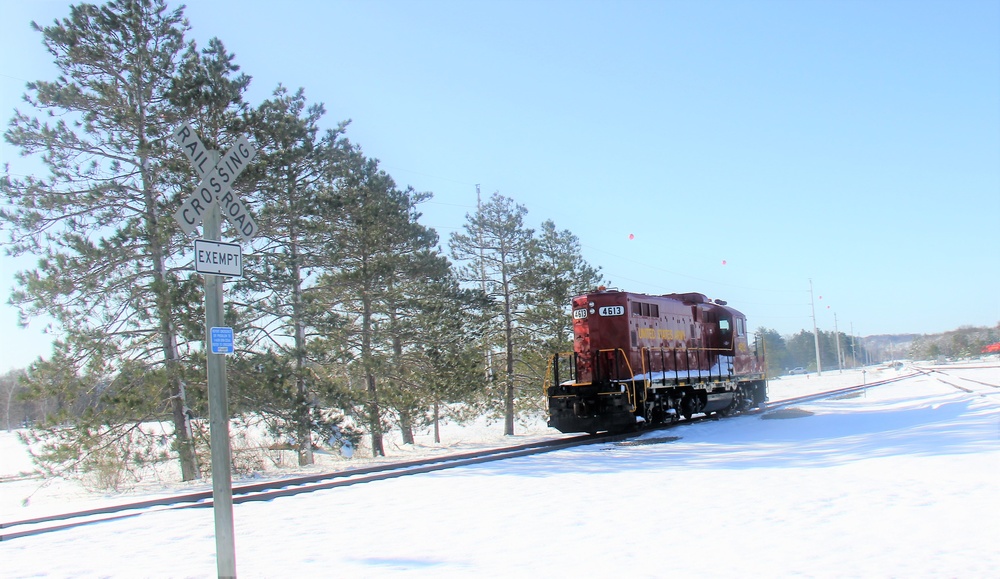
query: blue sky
1 0 998 371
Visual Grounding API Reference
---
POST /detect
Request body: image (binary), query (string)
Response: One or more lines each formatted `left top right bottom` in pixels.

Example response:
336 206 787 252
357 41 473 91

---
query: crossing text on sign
172 124 259 242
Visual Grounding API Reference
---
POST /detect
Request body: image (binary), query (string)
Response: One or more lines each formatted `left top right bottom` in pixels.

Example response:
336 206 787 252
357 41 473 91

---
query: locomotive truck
546 288 767 433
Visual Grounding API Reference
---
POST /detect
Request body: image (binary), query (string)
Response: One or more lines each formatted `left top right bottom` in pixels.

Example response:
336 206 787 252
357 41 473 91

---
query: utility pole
809 279 823 376
834 312 843 373
476 184 493 382
850 322 857 369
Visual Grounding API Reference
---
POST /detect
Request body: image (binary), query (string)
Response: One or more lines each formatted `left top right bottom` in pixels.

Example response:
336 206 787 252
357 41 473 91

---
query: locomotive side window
720 319 730 332
736 317 745 336
631 302 658 317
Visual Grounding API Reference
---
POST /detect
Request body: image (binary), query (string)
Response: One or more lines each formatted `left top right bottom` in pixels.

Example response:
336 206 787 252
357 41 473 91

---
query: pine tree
400 277 489 442
757 328 788 376
515 220 604 413
379 253 486 444
450 192 536 435
1 0 248 481
234 85 349 465
313 147 438 456
1 369 26 432
524 219 603 354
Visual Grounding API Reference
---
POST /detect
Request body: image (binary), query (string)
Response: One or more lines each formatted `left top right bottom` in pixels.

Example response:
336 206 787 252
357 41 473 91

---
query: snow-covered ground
1 361 998 578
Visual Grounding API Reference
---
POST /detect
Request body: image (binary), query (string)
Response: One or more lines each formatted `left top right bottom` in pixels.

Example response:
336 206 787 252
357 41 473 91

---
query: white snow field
1 362 998 578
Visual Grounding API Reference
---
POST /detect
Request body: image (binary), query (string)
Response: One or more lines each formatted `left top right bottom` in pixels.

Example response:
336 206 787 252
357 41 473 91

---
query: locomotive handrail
638 345 737 386
543 354 554 396
545 343 742 399
758 332 770 381
640 347 682 387
543 352 574 396
596 348 641 411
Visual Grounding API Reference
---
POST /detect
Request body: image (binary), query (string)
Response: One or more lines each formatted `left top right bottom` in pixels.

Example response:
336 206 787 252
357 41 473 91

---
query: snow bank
1 363 997 578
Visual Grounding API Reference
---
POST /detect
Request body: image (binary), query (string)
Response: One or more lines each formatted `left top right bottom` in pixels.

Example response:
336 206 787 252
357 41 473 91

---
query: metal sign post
172 124 258 579
203 197 236 579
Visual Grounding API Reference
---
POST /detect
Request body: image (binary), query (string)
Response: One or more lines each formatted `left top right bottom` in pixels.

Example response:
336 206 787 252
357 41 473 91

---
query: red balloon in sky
721 260 727 265
628 233 634 240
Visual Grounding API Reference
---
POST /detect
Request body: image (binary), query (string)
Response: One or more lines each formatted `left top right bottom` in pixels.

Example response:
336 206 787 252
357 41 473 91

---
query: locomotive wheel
650 406 668 425
681 395 696 420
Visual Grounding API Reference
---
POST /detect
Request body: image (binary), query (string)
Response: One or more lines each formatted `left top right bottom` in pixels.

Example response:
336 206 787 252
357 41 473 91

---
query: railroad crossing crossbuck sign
172 123 259 242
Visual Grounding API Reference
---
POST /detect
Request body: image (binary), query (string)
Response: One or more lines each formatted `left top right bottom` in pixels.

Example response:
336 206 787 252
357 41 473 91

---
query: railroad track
1 432 623 541
761 371 919 410
911 365 1000 396
1 372 932 542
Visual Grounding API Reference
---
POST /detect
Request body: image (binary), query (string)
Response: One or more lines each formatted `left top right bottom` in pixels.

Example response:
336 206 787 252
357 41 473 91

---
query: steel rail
2 372 932 541
911 365 1000 395
1 433 613 541
761 371 919 410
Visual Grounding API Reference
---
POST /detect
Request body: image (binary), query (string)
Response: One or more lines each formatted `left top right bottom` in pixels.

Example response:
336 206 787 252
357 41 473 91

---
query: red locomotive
546 288 768 433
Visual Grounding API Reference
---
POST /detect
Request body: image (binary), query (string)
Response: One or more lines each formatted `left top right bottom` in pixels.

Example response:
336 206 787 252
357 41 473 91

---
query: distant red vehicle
545 288 768 433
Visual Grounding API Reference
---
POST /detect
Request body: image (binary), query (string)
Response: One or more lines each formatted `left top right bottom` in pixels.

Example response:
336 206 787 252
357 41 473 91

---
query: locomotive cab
706 303 761 376
718 316 733 351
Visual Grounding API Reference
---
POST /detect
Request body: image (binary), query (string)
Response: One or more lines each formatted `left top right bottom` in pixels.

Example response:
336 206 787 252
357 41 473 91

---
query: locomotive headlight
588 301 594 307
589 308 595 314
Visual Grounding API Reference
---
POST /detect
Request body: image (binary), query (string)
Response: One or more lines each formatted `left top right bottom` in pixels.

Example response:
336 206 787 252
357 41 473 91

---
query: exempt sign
194 239 243 277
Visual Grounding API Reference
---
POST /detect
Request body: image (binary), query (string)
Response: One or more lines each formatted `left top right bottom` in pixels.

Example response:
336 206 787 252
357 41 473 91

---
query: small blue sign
210 327 234 355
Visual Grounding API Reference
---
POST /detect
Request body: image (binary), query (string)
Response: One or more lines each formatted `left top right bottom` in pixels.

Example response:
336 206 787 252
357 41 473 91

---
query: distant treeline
758 323 999 375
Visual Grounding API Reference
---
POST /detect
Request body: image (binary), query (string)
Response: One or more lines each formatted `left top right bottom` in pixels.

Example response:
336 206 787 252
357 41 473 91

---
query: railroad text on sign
172 124 259 242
